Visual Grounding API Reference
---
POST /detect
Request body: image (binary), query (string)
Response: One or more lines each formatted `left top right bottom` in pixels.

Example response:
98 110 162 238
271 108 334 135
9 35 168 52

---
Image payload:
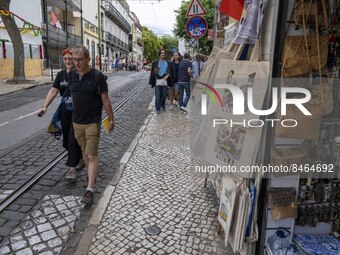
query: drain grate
145 225 161 236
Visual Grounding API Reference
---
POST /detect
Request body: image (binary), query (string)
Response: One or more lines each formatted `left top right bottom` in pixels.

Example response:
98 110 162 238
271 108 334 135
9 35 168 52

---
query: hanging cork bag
275 102 322 140
270 145 311 170
281 0 328 78
311 81 333 115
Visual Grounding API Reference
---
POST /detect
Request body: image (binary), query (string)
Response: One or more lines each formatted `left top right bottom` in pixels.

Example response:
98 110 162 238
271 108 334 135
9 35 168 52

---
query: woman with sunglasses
37 48 83 181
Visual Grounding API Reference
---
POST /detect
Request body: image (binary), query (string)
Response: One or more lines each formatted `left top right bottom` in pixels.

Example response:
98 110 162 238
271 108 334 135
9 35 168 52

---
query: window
100 12 104 31
86 39 90 51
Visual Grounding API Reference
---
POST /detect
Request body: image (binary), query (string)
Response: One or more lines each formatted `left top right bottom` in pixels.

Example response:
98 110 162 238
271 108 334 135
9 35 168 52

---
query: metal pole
29 44 33 59
43 0 50 68
51 63 54 81
197 39 200 75
80 0 83 45
213 2 218 47
65 0 68 48
98 1 102 70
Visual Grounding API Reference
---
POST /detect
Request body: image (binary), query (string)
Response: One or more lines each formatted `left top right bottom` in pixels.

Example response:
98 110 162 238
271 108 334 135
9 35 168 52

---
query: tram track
0 80 147 213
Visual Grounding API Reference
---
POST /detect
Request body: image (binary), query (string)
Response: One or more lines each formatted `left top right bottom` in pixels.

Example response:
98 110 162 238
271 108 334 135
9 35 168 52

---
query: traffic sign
186 15 208 39
189 39 197 47
186 0 207 18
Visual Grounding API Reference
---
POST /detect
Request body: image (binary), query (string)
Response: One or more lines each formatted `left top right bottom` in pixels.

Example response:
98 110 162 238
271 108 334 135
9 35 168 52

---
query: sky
129 0 183 36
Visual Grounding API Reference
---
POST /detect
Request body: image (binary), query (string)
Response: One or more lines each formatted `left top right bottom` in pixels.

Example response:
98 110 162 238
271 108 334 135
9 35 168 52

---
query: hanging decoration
0 9 45 37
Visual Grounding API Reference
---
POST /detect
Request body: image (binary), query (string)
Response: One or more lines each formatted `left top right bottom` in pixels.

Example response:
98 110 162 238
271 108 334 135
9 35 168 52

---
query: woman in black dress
37 48 83 181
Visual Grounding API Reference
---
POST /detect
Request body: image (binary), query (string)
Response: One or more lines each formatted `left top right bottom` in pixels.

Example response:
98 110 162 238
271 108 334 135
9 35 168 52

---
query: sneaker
66 169 77 181
180 106 188 112
169 106 173 110
81 190 93 205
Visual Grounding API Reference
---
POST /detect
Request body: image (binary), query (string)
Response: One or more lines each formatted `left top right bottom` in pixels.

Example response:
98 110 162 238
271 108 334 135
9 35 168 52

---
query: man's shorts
73 123 101 156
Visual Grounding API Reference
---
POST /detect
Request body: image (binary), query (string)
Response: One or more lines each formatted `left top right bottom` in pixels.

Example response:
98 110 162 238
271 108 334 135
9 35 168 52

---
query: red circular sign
186 16 208 39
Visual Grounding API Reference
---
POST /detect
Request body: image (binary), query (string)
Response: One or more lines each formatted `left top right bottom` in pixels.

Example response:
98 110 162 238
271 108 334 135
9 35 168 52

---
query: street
0 72 140 151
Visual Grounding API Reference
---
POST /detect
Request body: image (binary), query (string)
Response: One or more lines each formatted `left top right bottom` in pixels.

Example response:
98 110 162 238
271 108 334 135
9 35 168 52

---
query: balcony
105 1 131 33
105 32 129 51
84 19 99 37
68 0 81 11
47 0 81 11
47 24 82 46
137 37 143 47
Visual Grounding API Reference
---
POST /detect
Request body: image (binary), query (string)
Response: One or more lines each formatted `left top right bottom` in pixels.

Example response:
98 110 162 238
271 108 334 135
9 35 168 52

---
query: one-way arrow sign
186 0 207 18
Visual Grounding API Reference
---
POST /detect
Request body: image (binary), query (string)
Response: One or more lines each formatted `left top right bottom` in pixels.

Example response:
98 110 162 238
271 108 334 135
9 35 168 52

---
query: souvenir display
207 55 270 121
202 118 262 179
201 1 340 254
268 188 298 220
228 180 250 253
281 0 328 77
275 103 322 140
224 22 238 48
270 145 311 176
293 234 340 255
232 0 268 45
218 177 241 246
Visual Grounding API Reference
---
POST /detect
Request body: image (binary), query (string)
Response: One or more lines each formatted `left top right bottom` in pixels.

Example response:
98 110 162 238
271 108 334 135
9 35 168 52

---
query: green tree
0 0 26 83
173 0 214 55
159 35 179 58
142 26 163 63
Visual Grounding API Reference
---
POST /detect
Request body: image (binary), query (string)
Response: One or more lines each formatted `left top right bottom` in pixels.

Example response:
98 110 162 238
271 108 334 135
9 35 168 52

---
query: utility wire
151 3 159 27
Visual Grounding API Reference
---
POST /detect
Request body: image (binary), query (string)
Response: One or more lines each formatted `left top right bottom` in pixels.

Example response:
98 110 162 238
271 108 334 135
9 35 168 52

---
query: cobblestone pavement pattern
88 105 232 255
0 195 83 255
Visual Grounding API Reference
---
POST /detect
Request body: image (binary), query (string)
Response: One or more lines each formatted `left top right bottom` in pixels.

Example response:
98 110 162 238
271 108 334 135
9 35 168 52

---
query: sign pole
197 39 200 75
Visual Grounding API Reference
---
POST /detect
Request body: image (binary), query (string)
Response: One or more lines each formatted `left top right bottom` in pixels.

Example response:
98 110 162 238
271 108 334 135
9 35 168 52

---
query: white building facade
130 12 143 66
103 0 131 69
82 0 100 68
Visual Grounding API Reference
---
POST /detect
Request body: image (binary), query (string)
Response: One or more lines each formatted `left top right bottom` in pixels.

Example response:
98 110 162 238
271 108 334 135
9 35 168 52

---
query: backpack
94 69 108 95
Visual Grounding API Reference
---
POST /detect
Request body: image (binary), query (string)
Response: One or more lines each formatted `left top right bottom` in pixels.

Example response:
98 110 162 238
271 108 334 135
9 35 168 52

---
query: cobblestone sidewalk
0 76 51 96
87 105 231 255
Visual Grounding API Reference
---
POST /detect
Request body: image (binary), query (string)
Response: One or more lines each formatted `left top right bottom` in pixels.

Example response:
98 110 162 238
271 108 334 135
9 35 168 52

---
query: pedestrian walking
121 58 126 71
148 49 171 114
37 48 83 181
192 55 204 82
115 56 120 72
95 55 100 70
177 52 193 112
169 51 181 110
69 45 115 205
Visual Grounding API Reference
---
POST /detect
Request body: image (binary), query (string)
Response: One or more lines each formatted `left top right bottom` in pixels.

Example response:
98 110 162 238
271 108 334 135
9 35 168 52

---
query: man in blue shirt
177 52 193 112
148 49 171 114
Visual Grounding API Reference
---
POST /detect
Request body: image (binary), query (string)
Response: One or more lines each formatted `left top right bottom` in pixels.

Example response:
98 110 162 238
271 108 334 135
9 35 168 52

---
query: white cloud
129 0 183 35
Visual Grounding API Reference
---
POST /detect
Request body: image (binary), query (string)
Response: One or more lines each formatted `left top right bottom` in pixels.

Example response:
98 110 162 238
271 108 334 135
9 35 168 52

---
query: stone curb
0 81 51 97
75 105 154 255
